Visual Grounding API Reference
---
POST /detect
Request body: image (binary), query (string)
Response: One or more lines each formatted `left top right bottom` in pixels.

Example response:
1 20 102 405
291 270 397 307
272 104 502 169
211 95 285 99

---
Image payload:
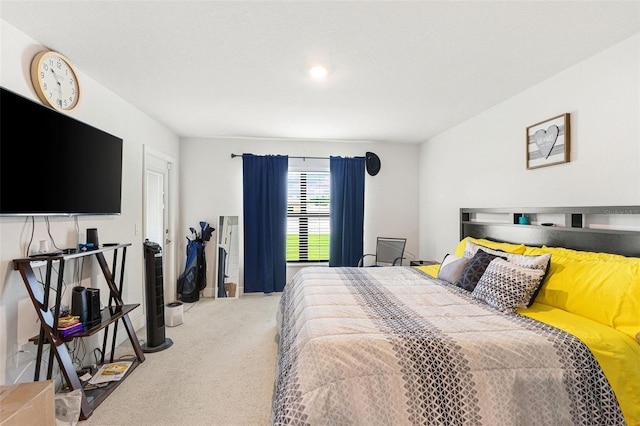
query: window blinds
286 171 330 261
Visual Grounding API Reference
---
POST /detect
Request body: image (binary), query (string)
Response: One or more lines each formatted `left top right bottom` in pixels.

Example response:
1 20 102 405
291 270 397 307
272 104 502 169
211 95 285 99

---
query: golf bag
177 221 214 302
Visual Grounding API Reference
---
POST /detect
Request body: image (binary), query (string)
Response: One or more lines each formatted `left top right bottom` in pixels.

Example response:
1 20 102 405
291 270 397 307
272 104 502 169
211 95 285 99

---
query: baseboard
202 286 215 298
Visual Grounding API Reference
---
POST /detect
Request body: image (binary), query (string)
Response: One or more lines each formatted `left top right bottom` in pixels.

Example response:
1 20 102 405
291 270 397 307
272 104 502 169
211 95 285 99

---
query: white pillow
437 254 469 284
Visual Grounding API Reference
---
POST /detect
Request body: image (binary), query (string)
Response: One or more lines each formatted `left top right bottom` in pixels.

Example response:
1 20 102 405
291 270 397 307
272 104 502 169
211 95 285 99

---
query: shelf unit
460 206 640 257
13 243 145 420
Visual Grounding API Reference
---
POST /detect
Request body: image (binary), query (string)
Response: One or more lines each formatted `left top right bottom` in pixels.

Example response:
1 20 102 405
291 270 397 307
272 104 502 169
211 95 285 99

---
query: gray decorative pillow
437 254 469 284
454 249 505 291
472 258 546 313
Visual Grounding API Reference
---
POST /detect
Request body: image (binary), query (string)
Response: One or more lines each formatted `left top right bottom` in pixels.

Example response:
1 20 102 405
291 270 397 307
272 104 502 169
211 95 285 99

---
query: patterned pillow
465 241 551 306
502 251 551 306
454 249 505 291
506 251 551 270
437 254 469 284
472 258 546 313
463 241 509 259
465 241 549 267
454 237 526 257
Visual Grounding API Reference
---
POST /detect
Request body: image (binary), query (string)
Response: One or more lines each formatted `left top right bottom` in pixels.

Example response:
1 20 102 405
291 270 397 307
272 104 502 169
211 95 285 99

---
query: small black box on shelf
86 288 101 324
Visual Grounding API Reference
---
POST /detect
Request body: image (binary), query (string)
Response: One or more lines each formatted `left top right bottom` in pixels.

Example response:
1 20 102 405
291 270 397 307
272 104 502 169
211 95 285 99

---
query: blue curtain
329 156 365 267
242 154 288 293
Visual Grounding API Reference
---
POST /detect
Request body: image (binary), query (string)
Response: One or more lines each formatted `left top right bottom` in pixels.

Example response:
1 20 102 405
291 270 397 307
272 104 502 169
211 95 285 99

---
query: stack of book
58 315 82 337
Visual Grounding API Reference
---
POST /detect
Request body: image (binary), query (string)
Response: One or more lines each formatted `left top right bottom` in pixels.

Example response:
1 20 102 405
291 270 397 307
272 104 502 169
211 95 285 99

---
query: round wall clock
30 50 81 112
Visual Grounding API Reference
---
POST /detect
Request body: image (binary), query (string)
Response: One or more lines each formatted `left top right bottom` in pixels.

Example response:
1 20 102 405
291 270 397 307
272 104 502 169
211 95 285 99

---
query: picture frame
526 113 570 170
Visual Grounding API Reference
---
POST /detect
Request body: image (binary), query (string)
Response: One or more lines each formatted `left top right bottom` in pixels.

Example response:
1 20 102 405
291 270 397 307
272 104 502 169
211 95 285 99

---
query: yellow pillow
523 246 547 256
415 264 440 278
453 237 526 257
542 245 640 264
535 253 640 339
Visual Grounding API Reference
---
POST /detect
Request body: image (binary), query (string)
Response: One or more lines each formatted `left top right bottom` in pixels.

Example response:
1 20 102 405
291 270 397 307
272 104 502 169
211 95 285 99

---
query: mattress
272 266 625 425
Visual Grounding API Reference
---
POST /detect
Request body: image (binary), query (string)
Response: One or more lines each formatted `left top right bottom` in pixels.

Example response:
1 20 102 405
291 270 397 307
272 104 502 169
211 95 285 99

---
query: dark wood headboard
460 206 640 257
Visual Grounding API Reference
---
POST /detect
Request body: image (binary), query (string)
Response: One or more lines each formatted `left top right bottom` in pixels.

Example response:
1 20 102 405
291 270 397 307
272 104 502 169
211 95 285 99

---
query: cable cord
184 301 198 313
23 216 35 257
92 347 103 365
12 360 35 384
44 216 62 250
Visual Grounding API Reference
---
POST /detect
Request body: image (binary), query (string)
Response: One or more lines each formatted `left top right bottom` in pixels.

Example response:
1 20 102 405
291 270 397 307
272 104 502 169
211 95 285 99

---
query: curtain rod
230 153 330 160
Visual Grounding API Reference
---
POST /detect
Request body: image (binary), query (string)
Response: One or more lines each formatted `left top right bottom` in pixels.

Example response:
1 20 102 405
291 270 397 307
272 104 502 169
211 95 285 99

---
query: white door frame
143 145 177 303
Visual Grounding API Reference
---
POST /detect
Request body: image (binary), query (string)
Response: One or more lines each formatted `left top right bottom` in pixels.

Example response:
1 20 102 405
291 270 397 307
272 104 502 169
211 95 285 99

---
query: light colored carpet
82 293 281 426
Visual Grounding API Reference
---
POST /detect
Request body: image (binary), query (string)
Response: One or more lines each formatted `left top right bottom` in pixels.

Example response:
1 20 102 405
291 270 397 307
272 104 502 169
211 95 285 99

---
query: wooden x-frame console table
12 243 145 420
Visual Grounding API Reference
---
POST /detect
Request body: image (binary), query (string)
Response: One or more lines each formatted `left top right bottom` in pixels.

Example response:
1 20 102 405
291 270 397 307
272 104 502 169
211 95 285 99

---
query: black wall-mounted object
142 240 173 353
365 152 381 176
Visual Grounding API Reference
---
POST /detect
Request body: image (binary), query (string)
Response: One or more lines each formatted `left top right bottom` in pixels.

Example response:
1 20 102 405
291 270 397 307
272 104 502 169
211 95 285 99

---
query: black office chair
358 237 407 267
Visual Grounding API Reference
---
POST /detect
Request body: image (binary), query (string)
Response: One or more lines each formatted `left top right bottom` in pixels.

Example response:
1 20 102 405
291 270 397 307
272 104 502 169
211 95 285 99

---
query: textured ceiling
2 1 639 143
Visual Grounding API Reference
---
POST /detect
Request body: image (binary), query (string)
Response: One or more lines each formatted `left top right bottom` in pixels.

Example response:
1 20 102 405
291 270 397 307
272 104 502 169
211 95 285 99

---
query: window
287 163 330 262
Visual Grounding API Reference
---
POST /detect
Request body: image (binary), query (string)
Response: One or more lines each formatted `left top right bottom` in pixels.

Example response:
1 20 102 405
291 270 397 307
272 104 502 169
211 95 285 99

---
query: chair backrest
375 237 407 266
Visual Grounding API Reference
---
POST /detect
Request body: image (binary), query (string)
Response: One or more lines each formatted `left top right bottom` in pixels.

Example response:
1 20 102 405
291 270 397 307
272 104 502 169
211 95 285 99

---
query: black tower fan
142 240 173 352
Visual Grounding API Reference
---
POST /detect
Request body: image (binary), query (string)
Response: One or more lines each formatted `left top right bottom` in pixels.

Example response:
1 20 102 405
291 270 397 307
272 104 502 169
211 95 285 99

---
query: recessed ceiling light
309 65 328 80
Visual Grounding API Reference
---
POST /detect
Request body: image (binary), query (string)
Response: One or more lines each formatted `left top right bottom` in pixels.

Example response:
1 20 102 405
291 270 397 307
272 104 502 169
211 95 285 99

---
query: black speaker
86 228 99 249
71 286 88 324
86 288 101 324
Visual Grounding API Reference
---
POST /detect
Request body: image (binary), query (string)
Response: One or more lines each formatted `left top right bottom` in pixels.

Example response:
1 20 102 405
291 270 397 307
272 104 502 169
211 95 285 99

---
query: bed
272 206 640 425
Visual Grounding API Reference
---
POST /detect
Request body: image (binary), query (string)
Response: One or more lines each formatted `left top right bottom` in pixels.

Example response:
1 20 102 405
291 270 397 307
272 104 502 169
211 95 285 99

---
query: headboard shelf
461 220 640 235
461 206 640 257
460 206 640 215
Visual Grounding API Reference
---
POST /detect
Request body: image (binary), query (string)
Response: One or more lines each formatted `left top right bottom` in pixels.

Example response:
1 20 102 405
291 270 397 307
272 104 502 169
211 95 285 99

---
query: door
144 147 176 303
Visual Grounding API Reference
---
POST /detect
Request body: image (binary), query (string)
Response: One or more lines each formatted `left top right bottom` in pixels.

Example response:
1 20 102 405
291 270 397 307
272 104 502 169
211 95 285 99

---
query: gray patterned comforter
272 266 624 425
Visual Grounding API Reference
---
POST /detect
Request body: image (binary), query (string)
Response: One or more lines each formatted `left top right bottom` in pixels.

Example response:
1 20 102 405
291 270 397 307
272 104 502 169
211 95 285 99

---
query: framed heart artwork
526 113 570 170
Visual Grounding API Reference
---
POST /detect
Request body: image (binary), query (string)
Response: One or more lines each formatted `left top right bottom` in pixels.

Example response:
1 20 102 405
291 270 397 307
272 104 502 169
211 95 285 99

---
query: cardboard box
224 283 237 297
0 380 55 425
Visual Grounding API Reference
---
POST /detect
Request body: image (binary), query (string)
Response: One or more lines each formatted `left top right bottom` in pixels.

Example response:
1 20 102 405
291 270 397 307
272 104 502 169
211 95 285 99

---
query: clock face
30 51 81 112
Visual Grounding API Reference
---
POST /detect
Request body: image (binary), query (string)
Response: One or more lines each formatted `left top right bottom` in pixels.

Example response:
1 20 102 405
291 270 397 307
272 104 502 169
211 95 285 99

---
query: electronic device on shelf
29 251 64 258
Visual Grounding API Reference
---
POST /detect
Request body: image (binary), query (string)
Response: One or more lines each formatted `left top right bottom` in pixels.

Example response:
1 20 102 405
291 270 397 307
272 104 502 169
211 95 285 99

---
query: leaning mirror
216 216 239 298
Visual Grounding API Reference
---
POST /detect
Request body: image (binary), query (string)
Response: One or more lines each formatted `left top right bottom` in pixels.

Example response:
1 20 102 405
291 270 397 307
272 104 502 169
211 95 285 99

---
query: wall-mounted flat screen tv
1 87 123 216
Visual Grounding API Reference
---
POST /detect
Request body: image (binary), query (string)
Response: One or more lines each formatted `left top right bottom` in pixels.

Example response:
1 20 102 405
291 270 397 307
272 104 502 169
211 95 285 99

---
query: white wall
0 21 180 385
419 33 640 261
179 137 421 293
